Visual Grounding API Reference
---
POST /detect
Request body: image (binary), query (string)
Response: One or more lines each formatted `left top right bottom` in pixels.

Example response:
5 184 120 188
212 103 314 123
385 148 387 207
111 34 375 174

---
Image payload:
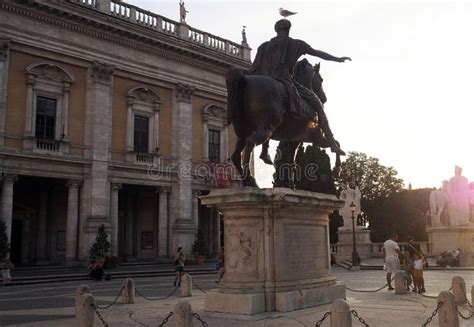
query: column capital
91 61 115 84
1 174 18 183
66 179 82 188
111 182 123 191
159 186 172 194
175 83 195 103
0 38 11 61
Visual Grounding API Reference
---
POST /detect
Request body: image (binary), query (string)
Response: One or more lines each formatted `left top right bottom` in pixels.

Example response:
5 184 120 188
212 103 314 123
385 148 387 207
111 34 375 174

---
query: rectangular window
208 129 220 163
35 96 56 139
134 115 149 153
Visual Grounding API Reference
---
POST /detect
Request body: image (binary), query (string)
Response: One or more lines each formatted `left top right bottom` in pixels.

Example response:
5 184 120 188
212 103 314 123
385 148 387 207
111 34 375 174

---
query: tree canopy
335 151 404 201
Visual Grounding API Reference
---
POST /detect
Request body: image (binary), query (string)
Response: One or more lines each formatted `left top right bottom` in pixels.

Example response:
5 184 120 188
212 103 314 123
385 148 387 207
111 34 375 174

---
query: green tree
0 220 10 262
191 229 208 257
89 224 110 259
369 189 432 242
335 152 404 201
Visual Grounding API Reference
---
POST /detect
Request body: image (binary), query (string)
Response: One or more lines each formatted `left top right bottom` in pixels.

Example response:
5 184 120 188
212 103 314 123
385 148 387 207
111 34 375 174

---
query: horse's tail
226 67 246 125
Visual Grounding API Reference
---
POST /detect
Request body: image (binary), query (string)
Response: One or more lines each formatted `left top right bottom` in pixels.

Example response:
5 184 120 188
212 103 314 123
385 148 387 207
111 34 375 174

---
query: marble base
205 282 346 314
200 187 346 314
335 229 372 260
427 227 474 265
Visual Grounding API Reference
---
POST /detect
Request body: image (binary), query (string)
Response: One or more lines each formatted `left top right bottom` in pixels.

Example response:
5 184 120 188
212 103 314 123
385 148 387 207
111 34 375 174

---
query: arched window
125 86 162 164
201 104 227 163
24 62 75 153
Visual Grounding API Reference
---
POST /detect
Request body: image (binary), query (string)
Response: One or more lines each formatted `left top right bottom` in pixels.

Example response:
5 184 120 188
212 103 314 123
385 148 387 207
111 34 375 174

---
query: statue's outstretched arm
307 48 351 63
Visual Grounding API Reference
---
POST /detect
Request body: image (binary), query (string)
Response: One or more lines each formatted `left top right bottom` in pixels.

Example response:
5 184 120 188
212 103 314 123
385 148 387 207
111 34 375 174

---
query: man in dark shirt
249 19 351 158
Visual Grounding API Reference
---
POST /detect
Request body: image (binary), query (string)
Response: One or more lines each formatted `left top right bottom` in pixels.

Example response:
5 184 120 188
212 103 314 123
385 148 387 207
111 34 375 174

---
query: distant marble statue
429 181 449 226
179 0 188 24
339 184 362 229
447 166 470 226
241 26 248 46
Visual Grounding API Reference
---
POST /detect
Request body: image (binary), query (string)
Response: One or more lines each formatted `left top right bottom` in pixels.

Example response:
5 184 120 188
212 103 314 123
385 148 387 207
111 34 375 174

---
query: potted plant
89 224 110 268
191 229 207 264
0 220 10 269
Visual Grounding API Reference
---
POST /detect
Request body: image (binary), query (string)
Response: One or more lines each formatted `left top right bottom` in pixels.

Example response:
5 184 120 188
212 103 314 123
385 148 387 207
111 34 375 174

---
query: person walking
383 232 404 290
413 253 427 293
173 247 185 287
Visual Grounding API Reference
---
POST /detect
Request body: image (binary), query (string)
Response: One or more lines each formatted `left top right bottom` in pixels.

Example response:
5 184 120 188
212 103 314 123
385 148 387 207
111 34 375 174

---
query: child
413 253 426 293
403 249 413 291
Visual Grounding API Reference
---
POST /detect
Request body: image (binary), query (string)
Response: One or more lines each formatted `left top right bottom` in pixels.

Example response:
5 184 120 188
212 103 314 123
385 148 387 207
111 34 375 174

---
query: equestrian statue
226 19 351 187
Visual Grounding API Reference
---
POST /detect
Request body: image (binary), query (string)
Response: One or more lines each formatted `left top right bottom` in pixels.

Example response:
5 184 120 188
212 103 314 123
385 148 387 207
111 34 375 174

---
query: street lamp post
350 201 361 269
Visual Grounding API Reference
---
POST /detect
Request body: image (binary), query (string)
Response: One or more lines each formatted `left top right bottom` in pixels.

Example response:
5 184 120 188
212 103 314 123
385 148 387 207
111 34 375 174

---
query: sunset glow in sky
129 0 474 188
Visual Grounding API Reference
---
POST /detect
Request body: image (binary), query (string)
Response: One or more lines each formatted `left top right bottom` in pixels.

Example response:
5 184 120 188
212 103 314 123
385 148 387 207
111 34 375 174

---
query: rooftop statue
179 0 188 24
226 19 351 187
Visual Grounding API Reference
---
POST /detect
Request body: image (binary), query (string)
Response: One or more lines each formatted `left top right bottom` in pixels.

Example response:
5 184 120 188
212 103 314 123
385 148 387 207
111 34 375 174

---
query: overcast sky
128 0 474 189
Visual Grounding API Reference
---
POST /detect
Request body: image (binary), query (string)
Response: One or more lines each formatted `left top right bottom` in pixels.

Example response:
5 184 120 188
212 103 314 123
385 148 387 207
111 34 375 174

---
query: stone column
66 180 81 263
125 193 134 258
1 175 16 256
126 96 134 152
61 82 70 141
172 83 196 253
0 38 11 146
202 115 209 161
158 187 169 257
110 183 122 257
78 61 114 261
24 74 35 137
192 190 200 230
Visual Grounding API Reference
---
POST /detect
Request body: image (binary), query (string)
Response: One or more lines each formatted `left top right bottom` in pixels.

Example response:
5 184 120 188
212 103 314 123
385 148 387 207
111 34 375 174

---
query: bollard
438 291 459 327
180 274 192 297
77 292 96 327
471 285 474 306
122 278 135 304
451 275 467 303
75 284 90 317
172 300 193 327
394 271 407 294
330 299 351 327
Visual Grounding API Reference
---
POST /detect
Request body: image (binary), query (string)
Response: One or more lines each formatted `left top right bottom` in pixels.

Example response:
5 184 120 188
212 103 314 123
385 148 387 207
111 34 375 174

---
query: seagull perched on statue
279 8 297 18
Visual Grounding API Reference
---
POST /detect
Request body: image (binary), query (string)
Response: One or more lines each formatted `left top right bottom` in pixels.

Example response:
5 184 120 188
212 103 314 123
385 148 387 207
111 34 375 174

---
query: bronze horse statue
226 59 341 188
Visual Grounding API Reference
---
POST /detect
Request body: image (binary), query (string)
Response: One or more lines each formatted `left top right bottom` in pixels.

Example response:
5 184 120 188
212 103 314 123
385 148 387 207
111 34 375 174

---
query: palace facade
0 0 251 265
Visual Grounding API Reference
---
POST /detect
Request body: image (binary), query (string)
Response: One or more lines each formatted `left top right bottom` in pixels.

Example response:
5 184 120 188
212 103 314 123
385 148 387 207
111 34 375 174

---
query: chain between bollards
457 306 474 320
351 309 370 326
345 276 395 293
91 302 109 326
96 285 124 309
421 301 443 327
158 311 173 327
193 312 209 326
314 311 330 326
135 284 180 301
192 279 207 293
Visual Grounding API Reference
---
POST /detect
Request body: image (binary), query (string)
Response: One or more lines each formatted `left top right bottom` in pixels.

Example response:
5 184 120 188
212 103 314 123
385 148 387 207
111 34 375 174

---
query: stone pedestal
200 187 346 314
427 227 474 266
335 228 372 260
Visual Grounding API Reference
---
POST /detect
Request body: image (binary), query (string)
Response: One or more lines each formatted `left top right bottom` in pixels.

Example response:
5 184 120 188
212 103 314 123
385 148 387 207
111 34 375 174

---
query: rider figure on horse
249 19 350 162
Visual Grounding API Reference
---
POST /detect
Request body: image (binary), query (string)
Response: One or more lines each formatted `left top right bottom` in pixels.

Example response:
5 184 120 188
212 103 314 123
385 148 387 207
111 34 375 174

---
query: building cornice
0 1 251 76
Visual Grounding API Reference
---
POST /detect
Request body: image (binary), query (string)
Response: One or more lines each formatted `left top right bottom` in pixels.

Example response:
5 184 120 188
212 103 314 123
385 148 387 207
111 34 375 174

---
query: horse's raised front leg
259 140 273 165
242 129 273 187
231 138 245 176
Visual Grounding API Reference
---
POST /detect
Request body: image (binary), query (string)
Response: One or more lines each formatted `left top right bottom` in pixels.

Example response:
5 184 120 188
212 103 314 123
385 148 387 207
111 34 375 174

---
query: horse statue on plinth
226 59 342 188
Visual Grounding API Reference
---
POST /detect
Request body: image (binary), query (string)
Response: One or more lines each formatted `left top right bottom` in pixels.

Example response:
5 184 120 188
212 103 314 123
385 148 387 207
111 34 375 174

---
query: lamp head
350 202 356 213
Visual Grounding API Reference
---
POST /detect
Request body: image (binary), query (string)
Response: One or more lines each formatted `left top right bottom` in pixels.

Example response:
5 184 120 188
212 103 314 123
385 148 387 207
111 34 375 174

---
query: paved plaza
1 266 473 326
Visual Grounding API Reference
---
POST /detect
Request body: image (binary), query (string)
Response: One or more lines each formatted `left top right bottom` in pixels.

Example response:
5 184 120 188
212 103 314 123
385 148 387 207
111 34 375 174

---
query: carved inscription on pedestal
283 225 328 274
